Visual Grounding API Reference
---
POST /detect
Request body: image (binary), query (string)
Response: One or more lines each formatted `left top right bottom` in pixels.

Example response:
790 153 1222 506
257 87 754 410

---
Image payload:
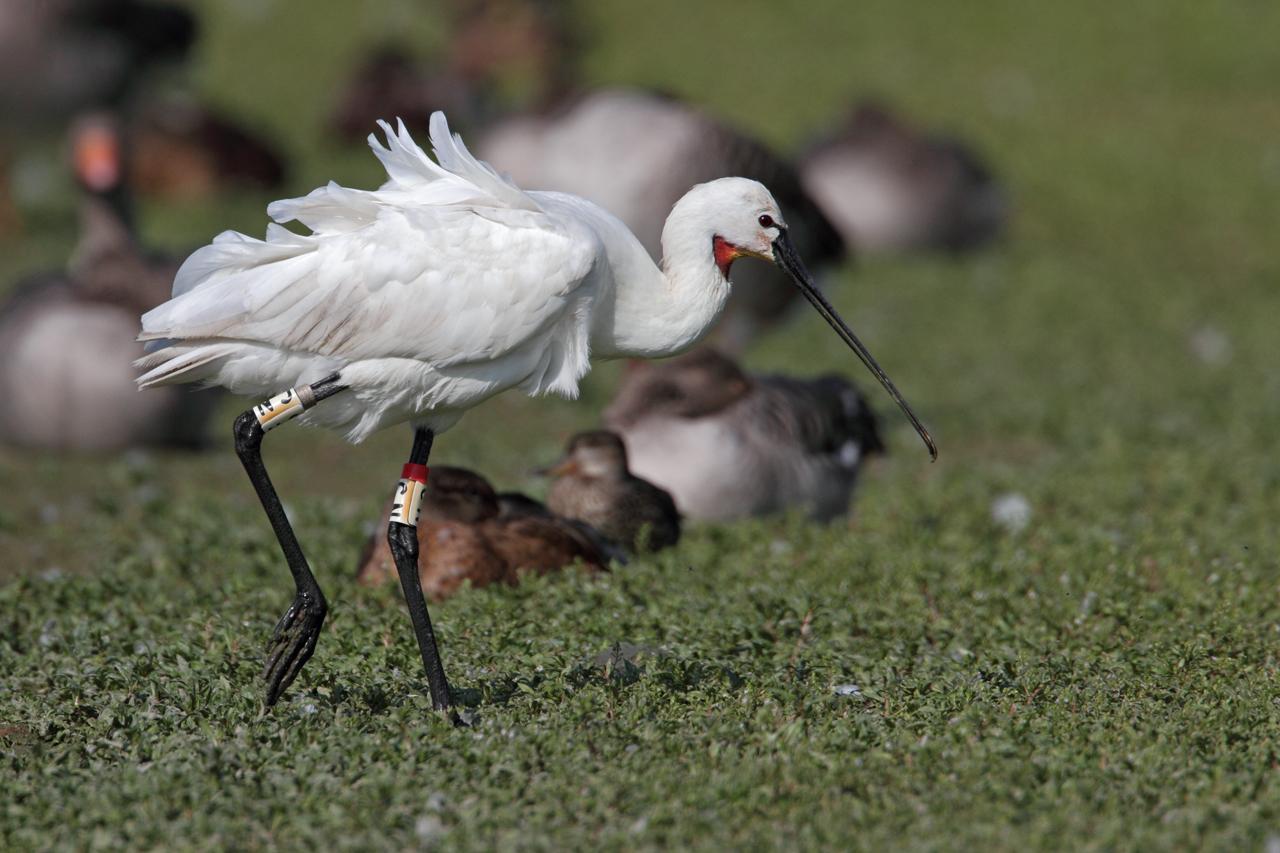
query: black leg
386 427 454 712
233 374 345 706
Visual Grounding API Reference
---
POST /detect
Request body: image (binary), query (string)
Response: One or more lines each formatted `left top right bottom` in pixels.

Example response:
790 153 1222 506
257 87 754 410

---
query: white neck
592 205 730 359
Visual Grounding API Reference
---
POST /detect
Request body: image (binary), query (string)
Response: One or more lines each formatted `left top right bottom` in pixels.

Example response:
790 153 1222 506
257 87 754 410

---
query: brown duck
356 465 607 601
542 430 681 553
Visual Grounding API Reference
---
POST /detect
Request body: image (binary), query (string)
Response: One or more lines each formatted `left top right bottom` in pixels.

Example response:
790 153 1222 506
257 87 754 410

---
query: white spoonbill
135 112 935 714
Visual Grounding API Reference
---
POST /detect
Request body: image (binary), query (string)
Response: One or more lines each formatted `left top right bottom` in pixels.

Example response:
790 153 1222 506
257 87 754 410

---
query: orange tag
389 478 427 526
253 389 305 431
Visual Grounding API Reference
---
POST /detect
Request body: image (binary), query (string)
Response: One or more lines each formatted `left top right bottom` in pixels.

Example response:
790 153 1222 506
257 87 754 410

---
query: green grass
3 0 1280 849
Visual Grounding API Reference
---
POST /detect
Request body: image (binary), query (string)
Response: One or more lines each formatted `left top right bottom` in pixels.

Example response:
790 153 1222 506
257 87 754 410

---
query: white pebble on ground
991 492 1032 533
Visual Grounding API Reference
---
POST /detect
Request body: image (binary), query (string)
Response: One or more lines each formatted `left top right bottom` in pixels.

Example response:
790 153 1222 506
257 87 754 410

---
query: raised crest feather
364 114 540 211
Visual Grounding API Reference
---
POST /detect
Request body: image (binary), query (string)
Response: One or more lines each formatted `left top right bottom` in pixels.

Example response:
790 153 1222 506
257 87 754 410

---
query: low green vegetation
3 1 1278 849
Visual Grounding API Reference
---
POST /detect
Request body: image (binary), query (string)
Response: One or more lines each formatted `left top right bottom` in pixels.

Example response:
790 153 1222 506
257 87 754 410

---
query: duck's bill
772 231 938 461
533 457 578 478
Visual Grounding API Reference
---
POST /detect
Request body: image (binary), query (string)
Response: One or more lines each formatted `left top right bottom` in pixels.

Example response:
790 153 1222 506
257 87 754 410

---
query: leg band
252 386 316 431
389 463 430 526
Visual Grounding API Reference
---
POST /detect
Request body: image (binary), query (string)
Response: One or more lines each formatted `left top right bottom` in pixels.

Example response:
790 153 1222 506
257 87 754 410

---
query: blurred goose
0 0 195 121
477 88 846 351
603 348 885 522
445 0 579 109
128 96 287 200
798 101 1008 254
0 113 215 450
328 0 578 142
542 430 681 553
356 465 607 600
0 0 196 234
327 46 479 144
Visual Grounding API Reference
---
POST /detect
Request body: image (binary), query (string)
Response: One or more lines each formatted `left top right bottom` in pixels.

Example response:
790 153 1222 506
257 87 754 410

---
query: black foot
263 589 327 705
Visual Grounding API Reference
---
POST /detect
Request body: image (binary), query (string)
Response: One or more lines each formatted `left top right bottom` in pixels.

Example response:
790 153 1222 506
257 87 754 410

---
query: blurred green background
4 0 1276 578
2 1 1279 849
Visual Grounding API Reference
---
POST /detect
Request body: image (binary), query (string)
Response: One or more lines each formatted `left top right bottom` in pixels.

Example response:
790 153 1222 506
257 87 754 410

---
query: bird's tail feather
135 342 238 389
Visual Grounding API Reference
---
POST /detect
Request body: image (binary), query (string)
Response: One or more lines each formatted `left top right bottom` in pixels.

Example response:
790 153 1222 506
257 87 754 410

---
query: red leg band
401 463 430 484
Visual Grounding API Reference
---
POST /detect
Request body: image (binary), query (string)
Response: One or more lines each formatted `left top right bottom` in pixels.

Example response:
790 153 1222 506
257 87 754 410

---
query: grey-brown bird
542 430 681 553
604 348 885 522
327 47 479 145
0 0 196 235
356 465 607 601
327 0 580 143
128 96 287 200
797 101 1008 255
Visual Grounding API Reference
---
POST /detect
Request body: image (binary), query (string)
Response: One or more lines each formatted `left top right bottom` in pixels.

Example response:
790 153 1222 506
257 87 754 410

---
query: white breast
615 411 862 523
618 417 766 521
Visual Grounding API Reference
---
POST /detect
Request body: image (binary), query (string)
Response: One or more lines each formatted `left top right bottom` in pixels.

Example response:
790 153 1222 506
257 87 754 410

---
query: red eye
758 214 775 228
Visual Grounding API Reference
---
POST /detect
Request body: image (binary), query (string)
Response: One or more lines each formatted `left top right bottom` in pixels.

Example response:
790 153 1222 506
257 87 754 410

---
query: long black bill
773 230 938 461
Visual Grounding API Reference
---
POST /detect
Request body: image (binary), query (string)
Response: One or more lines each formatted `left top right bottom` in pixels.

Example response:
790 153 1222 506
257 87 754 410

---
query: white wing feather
138 113 603 432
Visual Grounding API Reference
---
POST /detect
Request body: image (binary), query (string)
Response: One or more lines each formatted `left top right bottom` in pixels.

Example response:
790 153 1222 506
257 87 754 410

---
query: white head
661 177 788 278
660 176 938 461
